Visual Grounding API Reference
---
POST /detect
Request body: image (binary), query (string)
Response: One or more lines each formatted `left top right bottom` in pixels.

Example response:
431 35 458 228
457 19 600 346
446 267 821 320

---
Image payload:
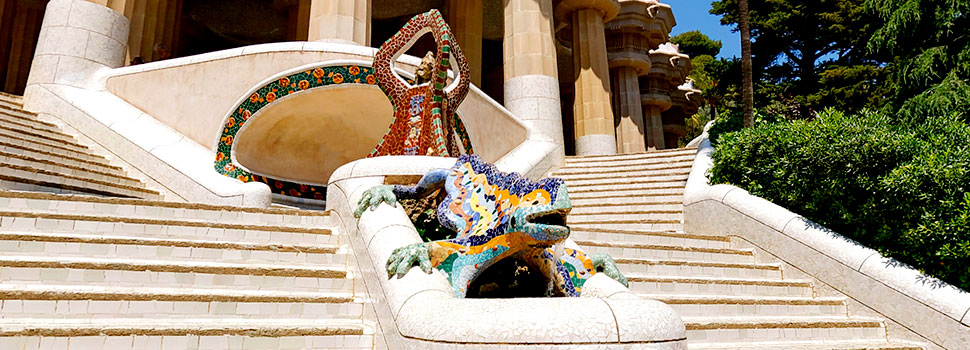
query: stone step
627 275 815 297
0 232 346 266
563 153 695 168
0 210 337 245
0 131 110 164
570 202 683 214
568 209 684 223
0 191 331 228
554 163 693 177
562 173 688 186
0 140 124 176
0 150 143 188
566 182 686 195
0 283 362 319
0 105 64 133
0 255 352 293
0 117 79 145
569 229 728 248
683 316 887 343
575 240 754 264
0 163 161 199
645 294 847 318
0 124 91 155
570 196 682 207
0 94 23 110
569 190 683 201
616 258 783 279
687 340 924 350
567 218 683 232
0 319 373 349
565 148 696 162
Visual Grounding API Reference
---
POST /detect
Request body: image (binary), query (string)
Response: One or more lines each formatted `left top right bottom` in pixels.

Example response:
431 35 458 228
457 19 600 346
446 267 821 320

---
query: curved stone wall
684 130 970 350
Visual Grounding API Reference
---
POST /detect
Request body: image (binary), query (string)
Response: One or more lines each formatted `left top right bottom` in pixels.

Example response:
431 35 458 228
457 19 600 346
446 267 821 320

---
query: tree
866 0 970 121
671 30 723 58
711 0 885 115
738 0 754 127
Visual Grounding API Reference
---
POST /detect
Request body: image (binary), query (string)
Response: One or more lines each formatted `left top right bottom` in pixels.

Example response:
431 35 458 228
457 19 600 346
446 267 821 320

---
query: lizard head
510 178 572 244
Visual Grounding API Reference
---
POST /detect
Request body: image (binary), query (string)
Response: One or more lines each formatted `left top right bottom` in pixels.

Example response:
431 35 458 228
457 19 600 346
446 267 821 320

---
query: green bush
709 109 970 290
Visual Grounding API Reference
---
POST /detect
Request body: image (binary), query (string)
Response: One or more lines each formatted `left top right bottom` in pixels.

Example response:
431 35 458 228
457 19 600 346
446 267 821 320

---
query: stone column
556 0 620 156
307 0 370 46
502 0 564 162
447 0 483 86
611 66 645 153
24 0 128 105
641 75 671 150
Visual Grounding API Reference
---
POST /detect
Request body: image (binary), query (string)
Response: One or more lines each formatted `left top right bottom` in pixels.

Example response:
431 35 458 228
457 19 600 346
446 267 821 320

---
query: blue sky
664 0 740 59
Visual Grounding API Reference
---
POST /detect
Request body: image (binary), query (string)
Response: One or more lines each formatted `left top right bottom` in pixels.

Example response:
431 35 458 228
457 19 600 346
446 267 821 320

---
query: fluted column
611 66 645 153
447 0 482 86
502 0 564 162
307 0 370 45
556 0 620 156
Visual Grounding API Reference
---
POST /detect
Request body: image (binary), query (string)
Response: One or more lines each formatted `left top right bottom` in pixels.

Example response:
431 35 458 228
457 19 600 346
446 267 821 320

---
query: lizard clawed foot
385 242 433 278
354 185 398 218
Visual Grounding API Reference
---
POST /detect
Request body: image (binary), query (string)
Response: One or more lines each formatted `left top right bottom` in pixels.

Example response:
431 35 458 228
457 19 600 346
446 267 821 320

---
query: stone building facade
0 0 700 155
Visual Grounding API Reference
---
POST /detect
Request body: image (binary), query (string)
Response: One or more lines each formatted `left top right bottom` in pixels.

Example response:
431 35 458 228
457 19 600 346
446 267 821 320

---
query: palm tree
738 0 754 127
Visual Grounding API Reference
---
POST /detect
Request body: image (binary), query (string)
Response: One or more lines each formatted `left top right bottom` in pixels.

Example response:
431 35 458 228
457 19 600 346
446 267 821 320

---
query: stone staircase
0 191 372 349
0 93 373 349
0 92 161 200
556 148 926 350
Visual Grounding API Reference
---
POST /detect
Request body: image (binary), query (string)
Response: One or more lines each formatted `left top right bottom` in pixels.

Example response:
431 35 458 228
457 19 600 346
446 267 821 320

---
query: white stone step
0 117 79 145
0 319 373 349
616 258 784 279
0 107 64 134
565 148 696 163
576 240 754 264
568 209 684 222
0 283 362 319
687 340 924 350
683 316 888 343
569 190 683 201
570 195 682 207
0 163 161 199
627 275 815 297
0 150 143 188
0 127 91 156
0 210 337 245
0 96 23 111
554 163 693 177
562 173 688 186
567 218 683 231
0 191 331 228
0 255 353 293
570 203 682 214
645 294 847 318
0 233 346 266
566 182 686 196
0 141 123 176
0 132 109 166
563 153 695 168
569 229 728 248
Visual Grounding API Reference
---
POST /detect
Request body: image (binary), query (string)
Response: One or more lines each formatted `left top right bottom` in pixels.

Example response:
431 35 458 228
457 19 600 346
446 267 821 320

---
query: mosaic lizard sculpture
369 9 473 157
355 155 628 298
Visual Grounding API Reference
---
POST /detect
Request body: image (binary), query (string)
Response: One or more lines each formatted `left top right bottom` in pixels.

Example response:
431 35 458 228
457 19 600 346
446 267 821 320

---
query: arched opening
233 84 393 185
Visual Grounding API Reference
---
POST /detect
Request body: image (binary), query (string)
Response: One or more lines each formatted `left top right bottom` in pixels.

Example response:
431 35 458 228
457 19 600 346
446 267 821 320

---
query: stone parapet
684 128 970 350
329 156 687 349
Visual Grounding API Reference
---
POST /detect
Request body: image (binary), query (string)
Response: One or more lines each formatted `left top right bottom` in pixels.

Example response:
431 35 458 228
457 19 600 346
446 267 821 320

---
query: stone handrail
684 130 970 349
328 156 687 349
22 0 270 207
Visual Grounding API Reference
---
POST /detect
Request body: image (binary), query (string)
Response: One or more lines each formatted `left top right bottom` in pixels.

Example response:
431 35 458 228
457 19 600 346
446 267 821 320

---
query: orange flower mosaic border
214 65 377 201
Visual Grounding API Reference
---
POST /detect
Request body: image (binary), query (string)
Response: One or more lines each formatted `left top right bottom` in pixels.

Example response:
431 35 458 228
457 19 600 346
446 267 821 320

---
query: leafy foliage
709 109 970 290
671 30 723 58
865 0 970 122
